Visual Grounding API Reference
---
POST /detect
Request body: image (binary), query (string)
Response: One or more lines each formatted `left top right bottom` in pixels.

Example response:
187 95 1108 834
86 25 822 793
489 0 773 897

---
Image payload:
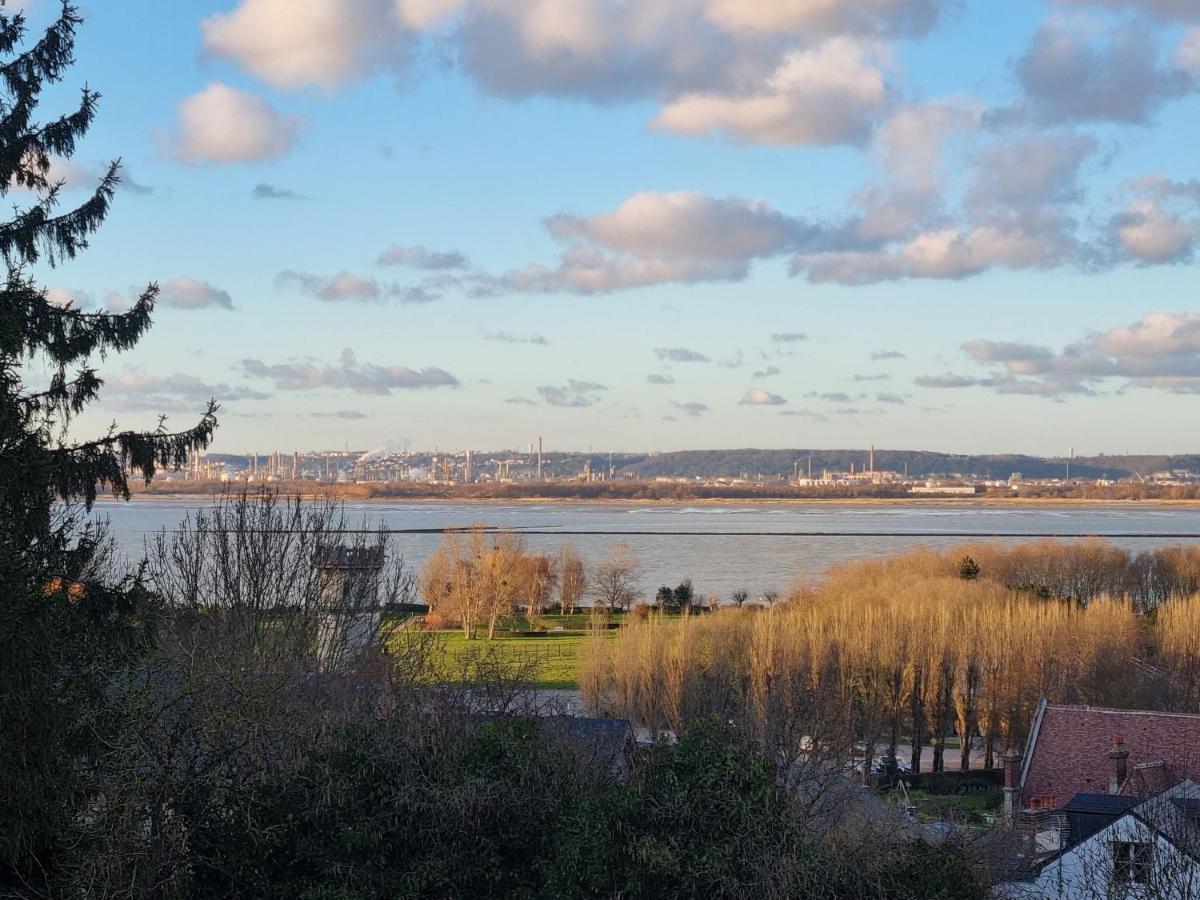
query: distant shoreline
107 490 1200 509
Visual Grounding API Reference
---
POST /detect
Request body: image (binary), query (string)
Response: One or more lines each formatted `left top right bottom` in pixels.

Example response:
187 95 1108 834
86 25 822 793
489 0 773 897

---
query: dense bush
173 716 987 900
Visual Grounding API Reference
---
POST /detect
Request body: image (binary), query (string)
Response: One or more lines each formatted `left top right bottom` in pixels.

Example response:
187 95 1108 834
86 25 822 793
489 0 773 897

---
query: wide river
93 499 1200 601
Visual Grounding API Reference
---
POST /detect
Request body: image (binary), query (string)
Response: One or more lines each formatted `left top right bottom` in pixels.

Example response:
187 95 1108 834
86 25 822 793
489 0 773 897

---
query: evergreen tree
0 4 216 885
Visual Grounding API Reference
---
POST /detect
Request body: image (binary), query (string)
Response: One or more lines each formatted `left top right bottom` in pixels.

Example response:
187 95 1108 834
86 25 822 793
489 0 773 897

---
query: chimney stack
1108 737 1129 794
1002 747 1023 824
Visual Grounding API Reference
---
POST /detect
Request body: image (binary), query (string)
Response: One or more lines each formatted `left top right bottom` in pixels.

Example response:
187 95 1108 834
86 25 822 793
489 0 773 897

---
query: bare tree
558 543 586 614
521 553 558 620
590 542 640 611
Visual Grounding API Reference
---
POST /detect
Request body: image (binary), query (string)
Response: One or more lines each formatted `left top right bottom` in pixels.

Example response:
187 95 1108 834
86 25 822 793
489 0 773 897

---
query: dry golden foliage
583 542 1198 774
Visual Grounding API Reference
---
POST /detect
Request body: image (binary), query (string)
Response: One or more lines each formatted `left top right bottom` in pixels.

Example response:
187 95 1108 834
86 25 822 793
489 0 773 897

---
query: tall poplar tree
0 4 216 883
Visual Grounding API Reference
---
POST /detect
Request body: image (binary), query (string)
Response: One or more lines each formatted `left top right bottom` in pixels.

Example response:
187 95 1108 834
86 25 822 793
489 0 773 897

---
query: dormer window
1112 841 1152 885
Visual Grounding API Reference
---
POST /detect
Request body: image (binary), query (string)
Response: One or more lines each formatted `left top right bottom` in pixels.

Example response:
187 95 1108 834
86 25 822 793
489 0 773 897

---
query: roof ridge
1047 704 1200 720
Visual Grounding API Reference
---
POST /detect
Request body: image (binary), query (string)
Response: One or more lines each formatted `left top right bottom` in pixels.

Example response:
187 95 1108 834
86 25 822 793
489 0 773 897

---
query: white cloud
277 269 445 303
102 370 270 412
795 225 1065 284
171 84 301 164
159 276 234 311
1060 0 1200 21
703 0 948 36
537 379 608 407
1178 27 1200 73
549 191 810 261
241 348 458 393
1010 19 1196 124
921 312 1200 397
1115 199 1196 262
377 244 469 269
395 0 465 29
651 38 890 146
739 387 788 406
202 0 413 92
1111 174 1200 264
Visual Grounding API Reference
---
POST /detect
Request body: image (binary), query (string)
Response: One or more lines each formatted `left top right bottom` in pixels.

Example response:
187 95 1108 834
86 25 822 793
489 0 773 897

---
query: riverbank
115 488 1200 508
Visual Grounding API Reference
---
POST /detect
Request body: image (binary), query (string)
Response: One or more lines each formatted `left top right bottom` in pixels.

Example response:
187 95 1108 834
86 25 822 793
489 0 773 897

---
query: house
997 779 1200 898
1008 701 1200 815
994 699 1200 897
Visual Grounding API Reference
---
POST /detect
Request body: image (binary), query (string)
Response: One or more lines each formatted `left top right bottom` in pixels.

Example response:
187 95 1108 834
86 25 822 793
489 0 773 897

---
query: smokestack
870 445 875 474
1108 737 1129 794
538 436 543 481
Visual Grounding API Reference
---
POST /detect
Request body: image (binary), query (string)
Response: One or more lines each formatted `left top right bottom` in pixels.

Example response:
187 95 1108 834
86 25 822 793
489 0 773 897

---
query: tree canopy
0 4 215 885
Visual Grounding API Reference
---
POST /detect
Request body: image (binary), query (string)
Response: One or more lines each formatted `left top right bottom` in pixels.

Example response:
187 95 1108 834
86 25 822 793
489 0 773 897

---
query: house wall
997 817 1200 899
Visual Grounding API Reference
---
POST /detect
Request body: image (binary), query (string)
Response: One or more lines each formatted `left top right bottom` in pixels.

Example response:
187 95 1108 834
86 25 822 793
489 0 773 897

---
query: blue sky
20 0 1200 454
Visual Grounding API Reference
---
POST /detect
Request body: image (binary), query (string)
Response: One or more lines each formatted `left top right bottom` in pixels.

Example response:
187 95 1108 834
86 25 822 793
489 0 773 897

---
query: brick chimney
1108 736 1129 794
1002 747 1022 824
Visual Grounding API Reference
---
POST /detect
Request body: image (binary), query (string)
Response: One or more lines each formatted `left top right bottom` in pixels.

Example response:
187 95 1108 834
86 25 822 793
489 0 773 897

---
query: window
1112 840 1153 885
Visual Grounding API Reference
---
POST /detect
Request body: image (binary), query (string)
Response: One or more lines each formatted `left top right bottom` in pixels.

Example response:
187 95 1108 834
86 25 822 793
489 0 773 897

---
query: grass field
383 616 614 690
429 630 595 689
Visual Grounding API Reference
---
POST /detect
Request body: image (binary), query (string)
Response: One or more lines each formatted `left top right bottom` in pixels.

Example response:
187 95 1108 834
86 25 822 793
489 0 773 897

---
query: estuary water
92 499 1200 600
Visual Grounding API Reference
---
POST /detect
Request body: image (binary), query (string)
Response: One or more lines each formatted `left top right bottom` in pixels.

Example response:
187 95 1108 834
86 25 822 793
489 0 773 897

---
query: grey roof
1063 793 1142 815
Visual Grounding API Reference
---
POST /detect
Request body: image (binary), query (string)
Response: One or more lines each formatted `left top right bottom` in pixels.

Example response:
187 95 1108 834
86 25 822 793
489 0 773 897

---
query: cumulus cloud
202 0 413 91
378 244 469 269
170 84 301 164
277 269 443 303
240 348 458 393
875 392 905 404
312 409 372 419
753 365 781 378
806 391 856 402
870 349 905 360
654 347 710 363
253 183 306 200
549 191 812 263
507 191 820 293
481 329 549 345
1059 0 1200 21
919 312 1200 397
1110 174 1200 264
537 379 608 408
739 387 787 406
651 38 891 146
646 373 675 384
158 276 234 311
1009 19 1196 125
705 0 948 36
794 223 1079 284
671 401 709 417
102 370 270 412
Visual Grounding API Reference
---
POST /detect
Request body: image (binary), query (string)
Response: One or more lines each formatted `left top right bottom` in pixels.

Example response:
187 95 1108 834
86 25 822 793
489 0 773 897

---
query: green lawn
887 787 1002 825
430 631 599 689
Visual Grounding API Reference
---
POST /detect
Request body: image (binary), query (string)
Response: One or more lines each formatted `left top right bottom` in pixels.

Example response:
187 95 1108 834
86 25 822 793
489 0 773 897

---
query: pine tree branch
53 401 219 506
2 268 156 366
0 88 99 194
0 160 116 266
0 4 80 98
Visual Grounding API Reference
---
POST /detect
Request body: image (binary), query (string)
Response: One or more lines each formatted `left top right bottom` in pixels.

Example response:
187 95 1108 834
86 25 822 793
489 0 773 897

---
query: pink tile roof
1021 703 1200 809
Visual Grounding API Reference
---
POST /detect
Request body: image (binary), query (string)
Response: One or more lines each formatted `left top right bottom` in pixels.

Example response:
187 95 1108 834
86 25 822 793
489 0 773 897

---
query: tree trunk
910 665 925 775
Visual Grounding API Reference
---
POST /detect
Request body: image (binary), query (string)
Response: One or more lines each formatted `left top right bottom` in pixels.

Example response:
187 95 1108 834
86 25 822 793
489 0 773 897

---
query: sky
17 0 1200 455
